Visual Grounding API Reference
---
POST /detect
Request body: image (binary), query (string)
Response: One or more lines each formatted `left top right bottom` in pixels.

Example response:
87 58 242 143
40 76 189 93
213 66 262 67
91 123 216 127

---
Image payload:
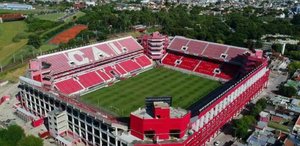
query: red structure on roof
130 101 190 140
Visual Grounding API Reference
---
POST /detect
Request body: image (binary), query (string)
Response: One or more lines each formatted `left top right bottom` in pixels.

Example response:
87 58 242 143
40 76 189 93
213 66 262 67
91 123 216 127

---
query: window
74 118 79 125
101 124 107 131
110 136 115 144
87 126 92 133
144 130 155 139
93 120 99 127
86 116 92 123
170 129 181 138
80 113 85 120
94 129 100 136
88 133 93 141
73 109 79 117
102 132 107 140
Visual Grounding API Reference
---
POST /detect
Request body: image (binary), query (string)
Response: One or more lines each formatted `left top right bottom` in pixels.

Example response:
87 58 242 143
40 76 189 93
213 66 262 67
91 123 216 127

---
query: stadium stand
119 60 141 73
30 37 153 95
161 36 251 80
186 40 208 55
177 56 200 71
96 70 111 81
161 53 182 66
202 44 228 59
77 72 104 88
135 55 152 67
55 78 84 94
168 37 189 51
19 34 269 146
167 36 249 62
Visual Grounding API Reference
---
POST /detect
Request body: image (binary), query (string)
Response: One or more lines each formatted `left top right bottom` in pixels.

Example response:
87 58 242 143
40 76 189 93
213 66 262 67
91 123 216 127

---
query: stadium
17 32 269 146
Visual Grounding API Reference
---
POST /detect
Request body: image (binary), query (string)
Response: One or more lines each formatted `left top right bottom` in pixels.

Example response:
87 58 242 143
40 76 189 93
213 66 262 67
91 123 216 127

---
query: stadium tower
17 33 269 146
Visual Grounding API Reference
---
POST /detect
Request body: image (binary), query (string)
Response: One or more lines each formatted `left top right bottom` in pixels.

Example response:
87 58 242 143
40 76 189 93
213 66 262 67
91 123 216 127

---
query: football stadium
17 32 269 146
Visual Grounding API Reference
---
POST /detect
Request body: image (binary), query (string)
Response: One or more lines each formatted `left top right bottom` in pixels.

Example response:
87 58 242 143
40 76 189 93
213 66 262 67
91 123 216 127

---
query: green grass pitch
81 67 221 117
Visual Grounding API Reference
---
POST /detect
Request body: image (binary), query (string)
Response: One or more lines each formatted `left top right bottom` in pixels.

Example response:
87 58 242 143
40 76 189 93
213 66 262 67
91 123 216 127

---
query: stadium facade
17 33 269 146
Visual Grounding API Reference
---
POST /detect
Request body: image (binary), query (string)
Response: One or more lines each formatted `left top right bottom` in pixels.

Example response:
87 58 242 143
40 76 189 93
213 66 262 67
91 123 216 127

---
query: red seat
96 70 111 81
194 60 219 76
78 72 104 88
135 55 152 67
115 64 127 75
104 66 120 77
55 78 83 94
161 53 181 66
119 60 141 73
177 57 199 71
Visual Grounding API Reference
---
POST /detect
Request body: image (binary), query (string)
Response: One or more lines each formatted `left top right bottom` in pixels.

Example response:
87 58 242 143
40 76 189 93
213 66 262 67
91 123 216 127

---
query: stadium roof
32 36 143 74
168 36 250 62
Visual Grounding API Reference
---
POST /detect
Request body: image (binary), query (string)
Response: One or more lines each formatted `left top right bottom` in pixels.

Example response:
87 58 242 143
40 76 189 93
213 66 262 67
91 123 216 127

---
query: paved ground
0 83 56 146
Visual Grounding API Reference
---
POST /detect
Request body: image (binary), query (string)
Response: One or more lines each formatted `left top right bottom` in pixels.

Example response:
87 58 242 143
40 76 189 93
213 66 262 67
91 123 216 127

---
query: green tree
0 125 25 146
272 43 283 53
287 51 300 60
279 85 297 97
17 135 43 146
288 61 300 75
27 34 41 49
291 14 300 25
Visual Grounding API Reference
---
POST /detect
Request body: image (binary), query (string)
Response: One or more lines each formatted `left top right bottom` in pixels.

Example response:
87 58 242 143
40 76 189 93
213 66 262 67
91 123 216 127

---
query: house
271 115 284 124
293 115 300 135
259 111 270 122
247 130 276 146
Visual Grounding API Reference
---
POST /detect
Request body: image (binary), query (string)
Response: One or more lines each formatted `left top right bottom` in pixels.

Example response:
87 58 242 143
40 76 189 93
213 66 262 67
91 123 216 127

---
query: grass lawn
81 67 221 117
35 13 65 21
0 21 27 66
0 63 27 83
39 44 58 52
64 11 85 22
268 121 290 132
41 11 85 39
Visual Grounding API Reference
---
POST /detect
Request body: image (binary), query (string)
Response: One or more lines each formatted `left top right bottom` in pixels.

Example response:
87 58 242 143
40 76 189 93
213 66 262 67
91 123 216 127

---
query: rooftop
131 106 188 119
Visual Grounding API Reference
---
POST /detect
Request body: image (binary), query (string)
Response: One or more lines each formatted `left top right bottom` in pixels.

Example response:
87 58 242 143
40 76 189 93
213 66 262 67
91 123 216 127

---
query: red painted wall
130 112 190 140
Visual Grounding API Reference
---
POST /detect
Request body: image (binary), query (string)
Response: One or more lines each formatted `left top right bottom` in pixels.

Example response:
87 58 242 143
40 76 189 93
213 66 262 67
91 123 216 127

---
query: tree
0 125 25 146
287 51 300 60
271 43 283 53
17 135 43 146
279 85 297 97
27 34 41 49
288 61 300 75
291 14 300 25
